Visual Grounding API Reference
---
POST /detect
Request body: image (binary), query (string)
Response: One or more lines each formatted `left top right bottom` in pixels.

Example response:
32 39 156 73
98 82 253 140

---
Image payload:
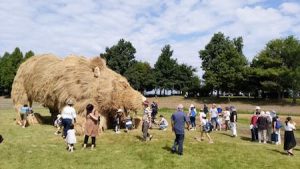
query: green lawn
0 108 300 169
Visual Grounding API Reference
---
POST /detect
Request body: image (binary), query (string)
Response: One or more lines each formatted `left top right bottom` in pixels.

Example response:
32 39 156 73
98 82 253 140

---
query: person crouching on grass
66 124 76 152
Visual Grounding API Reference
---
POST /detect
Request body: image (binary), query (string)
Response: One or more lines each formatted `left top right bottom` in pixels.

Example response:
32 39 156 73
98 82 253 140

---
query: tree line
0 48 34 95
1 32 299 103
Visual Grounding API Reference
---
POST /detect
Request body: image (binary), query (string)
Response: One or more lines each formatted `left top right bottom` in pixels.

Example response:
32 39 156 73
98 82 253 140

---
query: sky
0 0 300 77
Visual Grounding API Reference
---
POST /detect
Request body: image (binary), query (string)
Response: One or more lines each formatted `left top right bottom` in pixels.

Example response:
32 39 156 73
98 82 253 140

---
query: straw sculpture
11 54 145 134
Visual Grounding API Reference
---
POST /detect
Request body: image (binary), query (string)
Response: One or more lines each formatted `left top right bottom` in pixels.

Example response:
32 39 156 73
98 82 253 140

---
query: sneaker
209 141 214 144
91 145 95 150
149 135 153 141
263 141 267 144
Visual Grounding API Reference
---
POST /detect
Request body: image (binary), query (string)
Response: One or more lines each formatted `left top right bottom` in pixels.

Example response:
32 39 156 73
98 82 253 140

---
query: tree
0 48 34 95
199 32 247 96
100 39 136 75
154 45 178 95
174 64 200 95
124 61 156 92
250 36 300 101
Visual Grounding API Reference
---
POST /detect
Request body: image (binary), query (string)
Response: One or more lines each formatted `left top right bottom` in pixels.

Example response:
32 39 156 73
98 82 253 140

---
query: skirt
284 131 296 150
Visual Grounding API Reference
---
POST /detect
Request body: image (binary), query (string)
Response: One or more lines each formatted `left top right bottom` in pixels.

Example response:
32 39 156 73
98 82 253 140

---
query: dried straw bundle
11 54 145 133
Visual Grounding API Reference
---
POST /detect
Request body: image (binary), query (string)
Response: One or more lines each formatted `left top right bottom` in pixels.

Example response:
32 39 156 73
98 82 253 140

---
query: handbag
271 132 278 142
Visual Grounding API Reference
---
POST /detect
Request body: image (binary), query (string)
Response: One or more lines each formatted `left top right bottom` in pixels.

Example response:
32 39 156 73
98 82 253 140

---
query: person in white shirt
61 99 77 138
284 117 296 156
159 115 168 130
210 103 219 131
198 112 213 143
223 107 230 131
66 124 76 152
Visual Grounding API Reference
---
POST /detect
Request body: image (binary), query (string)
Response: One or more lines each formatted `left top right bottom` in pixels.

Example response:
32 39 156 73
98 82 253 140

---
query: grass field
1 106 300 169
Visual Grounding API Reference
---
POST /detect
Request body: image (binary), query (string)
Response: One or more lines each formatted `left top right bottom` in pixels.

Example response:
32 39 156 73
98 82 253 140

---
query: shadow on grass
162 144 173 153
218 132 232 137
135 135 144 141
268 149 288 155
240 136 252 142
38 115 54 125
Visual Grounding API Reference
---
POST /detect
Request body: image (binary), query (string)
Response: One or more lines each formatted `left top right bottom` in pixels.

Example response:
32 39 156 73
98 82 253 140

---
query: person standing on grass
151 101 158 123
284 117 296 156
199 113 213 143
210 103 219 131
83 104 100 150
142 114 152 141
266 111 273 142
171 104 190 156
114 109 123 134
250 106 260 141
189 104 197 130
257 111 268 143
61 99 77 138
66 124 76 152
230 107 238 137
272 116 282 145
223 107 230 131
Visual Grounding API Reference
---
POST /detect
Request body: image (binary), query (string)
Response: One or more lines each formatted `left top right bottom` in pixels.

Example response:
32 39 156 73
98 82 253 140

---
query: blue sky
0 0 300 77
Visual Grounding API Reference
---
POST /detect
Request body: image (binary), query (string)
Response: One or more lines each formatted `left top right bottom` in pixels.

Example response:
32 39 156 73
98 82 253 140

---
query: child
142 114 152 141
159 115 168 131
199 113 213 143
66 124 76 152
114 109 123 134
125 114 133 132
54 114 62 135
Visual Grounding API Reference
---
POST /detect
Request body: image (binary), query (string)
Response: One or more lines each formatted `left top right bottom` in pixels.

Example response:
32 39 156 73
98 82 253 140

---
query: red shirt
251 115 258 126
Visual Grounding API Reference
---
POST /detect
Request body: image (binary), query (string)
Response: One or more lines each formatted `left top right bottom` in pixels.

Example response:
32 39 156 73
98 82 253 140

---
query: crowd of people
14 99 297 156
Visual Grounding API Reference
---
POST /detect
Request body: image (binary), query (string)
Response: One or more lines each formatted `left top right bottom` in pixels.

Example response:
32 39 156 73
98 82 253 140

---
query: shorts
20 113 27 120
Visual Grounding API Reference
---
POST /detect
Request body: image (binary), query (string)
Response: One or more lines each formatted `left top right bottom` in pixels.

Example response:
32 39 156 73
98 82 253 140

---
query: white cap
190 104 195 108
117 109 123 113
255 106 261 110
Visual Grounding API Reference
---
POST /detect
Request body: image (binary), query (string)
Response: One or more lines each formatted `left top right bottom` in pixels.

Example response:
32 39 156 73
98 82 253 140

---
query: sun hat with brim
143 100 149 105
66 99 74 105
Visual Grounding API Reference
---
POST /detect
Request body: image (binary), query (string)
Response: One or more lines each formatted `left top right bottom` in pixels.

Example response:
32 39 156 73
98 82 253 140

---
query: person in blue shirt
171 104 190 156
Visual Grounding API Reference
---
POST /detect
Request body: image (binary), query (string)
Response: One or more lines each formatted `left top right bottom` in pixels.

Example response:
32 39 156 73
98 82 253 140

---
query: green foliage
154 45 178 91
251 36 300 101
154 45 200 95
124 61 156 92
199 32 247 94
0 48 34 95
100 39 136 75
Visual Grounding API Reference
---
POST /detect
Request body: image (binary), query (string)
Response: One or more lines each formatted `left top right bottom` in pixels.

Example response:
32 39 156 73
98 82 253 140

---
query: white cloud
0 0 299 78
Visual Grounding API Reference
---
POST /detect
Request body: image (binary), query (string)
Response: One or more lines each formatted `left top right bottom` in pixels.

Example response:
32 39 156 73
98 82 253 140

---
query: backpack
190 110 196 117
204 122 212 132
275 120 282 129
